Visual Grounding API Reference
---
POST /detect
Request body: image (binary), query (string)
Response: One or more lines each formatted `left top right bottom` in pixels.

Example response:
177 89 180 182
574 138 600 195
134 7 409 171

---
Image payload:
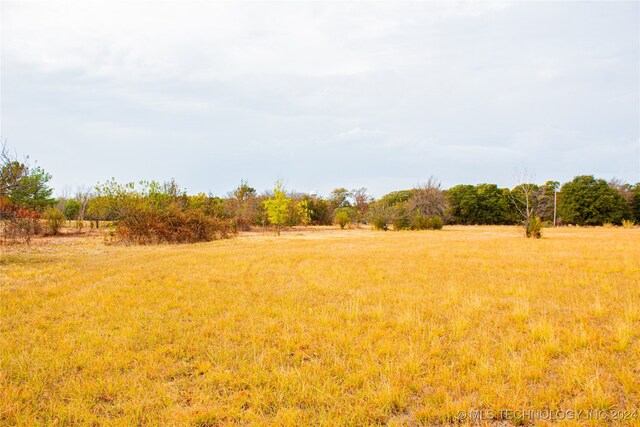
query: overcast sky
1 1 638 197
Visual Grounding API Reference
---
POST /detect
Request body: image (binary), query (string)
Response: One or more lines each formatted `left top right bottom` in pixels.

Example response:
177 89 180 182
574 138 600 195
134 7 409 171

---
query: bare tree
408 176 449 218
509 168 541 237
75 186 93 227
225 179 258 231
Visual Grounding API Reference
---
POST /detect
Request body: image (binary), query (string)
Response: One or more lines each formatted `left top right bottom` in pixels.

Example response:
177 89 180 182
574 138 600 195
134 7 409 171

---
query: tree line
1 144 638 244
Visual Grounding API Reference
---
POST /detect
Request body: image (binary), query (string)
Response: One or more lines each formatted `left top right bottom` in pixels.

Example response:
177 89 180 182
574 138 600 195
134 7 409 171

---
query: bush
95 179 235 244
391 203 411 230
367 202 391 231
334 207 353 229
526 216 543 238
411 211 431 230
44 207 65 235
116 204 232 244
410 211 443 230
431 215 443 230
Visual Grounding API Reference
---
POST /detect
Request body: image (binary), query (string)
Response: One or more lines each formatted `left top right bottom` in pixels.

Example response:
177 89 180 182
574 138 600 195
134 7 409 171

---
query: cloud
2 1 638 195
338 127 385 140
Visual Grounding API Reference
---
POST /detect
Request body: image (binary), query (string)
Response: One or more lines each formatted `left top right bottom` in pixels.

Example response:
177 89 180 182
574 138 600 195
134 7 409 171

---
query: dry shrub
97 180 235 245
44 207 65 235
116 205 233 245
232 217 252 232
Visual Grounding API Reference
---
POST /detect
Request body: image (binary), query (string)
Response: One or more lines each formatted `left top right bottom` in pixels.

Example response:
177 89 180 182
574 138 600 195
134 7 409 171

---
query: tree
307 197 333 225
329 188 351 210
408 177 448 219
350 188 371 223
297 199 313 227
74 186 93 225
536 181 560 223
608 178 636 223
1 142 55 243
508 170 541 237
0 145 55 212
63 199 82 220
226 179 258 231
446 184 512 225
379 190 412 207
263 181 291 235
86 195 111 229
333 207 353 229
367 201 392 231
559 175 630 225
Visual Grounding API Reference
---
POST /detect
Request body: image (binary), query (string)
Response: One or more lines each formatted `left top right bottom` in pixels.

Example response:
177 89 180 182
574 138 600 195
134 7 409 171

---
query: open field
1 226 639 425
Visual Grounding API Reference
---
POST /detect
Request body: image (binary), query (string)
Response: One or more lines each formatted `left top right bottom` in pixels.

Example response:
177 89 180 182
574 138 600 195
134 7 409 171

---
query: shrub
410 211 431 230
392 203 411 230
431 215 444 230
95 179 235 244
334 207 353 229
526 216 543 238
409 178 449 219
367 202 391 231
116 204 232 244
44 207 65 235
410 211 443 230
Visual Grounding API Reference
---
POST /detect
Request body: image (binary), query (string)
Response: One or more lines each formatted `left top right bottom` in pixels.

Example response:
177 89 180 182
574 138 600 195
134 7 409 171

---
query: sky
1 1 639 198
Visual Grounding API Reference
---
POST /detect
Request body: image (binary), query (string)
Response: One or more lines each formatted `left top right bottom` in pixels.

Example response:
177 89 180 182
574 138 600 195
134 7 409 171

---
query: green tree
446 184 512 225
379 190 412 207
445 185 477 225
559 175 630 225
1 143 55 243
63 199 82 220
263 181 291 235
1 161 55 212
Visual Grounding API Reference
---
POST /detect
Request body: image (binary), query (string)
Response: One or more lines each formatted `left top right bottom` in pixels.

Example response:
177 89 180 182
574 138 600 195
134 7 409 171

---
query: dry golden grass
1 226 639 425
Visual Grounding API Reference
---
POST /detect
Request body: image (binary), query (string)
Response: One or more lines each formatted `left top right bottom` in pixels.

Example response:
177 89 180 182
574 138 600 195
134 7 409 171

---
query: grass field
1 226 639 425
